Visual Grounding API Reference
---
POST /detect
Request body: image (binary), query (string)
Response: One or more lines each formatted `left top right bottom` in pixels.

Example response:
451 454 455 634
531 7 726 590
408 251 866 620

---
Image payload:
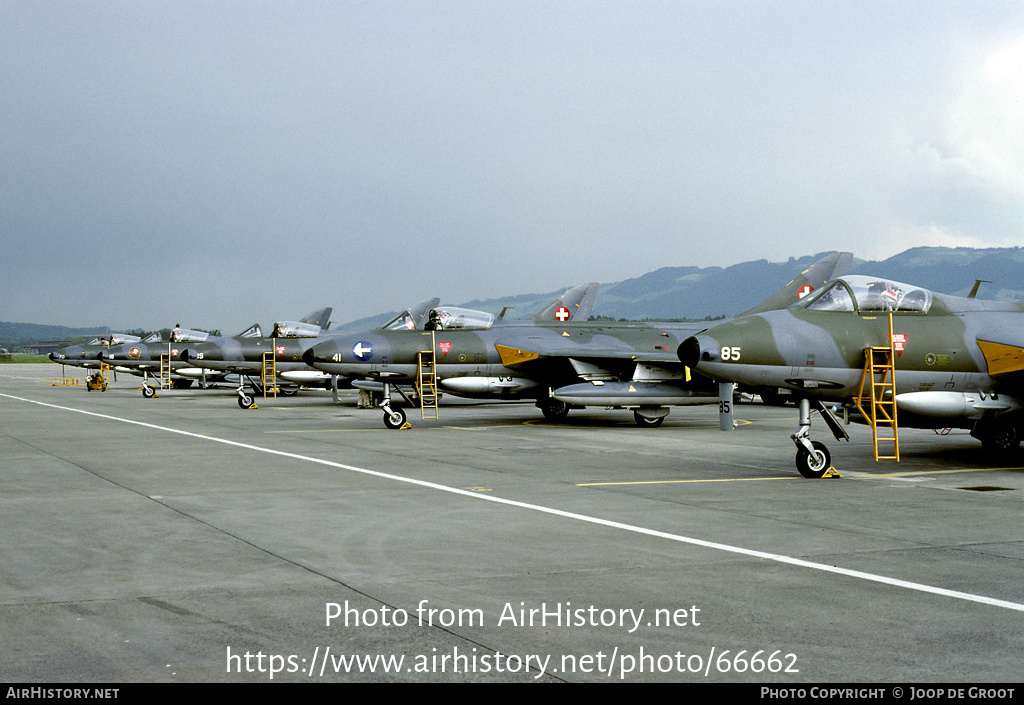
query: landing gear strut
140 371 158 398
791 397 848 478
380 382 412 429
237 377 258 409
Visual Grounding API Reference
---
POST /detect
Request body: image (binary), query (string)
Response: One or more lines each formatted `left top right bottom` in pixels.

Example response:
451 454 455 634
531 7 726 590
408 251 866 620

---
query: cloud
3 2 1024 331
905 33 1024 238
952 34 1024 197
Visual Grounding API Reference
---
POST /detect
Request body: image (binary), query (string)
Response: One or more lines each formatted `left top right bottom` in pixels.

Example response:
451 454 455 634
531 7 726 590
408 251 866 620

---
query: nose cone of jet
678 334 721 368
54 346 88 360
304 340 339 367
182 343 221 363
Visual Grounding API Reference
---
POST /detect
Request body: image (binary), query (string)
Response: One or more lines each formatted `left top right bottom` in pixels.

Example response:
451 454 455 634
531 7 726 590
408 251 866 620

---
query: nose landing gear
380 382 412 429
792 398 847 478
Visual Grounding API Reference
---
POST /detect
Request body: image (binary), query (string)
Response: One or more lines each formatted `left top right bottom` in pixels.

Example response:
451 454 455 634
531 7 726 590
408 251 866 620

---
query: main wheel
795 441 831 478
539 399 570 421
634 411 665 427
383 407 407 429
142 386 156 398
238 393 255 409
981 418 1021 455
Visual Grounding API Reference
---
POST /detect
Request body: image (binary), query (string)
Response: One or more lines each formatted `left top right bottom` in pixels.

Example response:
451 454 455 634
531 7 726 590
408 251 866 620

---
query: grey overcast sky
3 1 1023 332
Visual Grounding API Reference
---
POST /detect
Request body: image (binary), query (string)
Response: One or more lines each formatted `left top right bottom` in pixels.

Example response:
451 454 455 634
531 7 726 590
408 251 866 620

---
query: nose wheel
236 377 258 409
795 440 831 478
383 407 408 429
791 398 846 478
379 382 412 429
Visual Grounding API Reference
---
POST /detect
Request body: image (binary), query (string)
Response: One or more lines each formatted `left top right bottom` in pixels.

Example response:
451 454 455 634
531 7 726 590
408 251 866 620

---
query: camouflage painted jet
304 255 849 429
679 275 1024 477
177 300 440 407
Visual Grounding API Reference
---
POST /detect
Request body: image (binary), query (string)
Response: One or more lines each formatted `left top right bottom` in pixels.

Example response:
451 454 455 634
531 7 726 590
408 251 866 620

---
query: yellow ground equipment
854 314 900 462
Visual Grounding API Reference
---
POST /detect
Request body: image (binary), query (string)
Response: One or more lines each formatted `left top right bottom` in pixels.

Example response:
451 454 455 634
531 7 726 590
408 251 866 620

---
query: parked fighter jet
679 275 1024 477
49 333 146 371
551 253 850 423
305 255 850 429
304 282 607 426
178 300 440 407
99 323 264 393
105 308 336 398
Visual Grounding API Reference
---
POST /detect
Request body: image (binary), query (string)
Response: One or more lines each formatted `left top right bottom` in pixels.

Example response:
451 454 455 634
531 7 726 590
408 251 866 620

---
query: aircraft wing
977 331 1024 376
495 345 680 367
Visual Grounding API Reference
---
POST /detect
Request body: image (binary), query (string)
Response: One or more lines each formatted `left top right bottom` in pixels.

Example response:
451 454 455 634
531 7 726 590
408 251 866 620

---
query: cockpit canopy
87 334 142 346
424 307 495 330
271 321 321 338
168 328 209 342
799 276 932 314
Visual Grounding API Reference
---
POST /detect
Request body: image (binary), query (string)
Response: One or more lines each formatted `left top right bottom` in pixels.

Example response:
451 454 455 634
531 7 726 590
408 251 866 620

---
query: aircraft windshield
383 311 418 330
802 276 931 314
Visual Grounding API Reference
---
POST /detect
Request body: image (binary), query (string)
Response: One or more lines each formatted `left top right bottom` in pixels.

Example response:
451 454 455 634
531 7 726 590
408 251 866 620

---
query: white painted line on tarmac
6 391 1024 614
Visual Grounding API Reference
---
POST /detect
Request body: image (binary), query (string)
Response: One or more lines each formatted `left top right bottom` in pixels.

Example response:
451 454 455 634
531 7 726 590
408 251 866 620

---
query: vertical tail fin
533 282 600 322
737 252 852 316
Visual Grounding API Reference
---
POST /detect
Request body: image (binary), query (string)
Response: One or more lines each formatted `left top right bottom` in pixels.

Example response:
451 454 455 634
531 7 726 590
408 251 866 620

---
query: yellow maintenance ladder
160 348 173 390
854 314 900 462
262 351 277 399
416 331 439 420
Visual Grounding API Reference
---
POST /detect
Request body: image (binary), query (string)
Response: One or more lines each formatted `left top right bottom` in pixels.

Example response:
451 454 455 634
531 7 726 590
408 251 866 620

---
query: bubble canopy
798 276 932 314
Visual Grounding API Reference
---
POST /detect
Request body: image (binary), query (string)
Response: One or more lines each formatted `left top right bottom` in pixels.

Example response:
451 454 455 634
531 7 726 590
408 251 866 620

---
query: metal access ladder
416 347 439 420
854 314 900 462
262 351 277 399
159 349 173 390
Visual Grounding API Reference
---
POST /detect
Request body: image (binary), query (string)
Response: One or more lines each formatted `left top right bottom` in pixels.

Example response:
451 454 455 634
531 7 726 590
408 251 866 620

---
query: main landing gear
792 397 848 478
537 398 570 422
972 414 1023 456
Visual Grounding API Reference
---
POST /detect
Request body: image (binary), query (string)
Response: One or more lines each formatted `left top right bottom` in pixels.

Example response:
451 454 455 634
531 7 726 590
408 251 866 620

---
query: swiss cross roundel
555 306 571 321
